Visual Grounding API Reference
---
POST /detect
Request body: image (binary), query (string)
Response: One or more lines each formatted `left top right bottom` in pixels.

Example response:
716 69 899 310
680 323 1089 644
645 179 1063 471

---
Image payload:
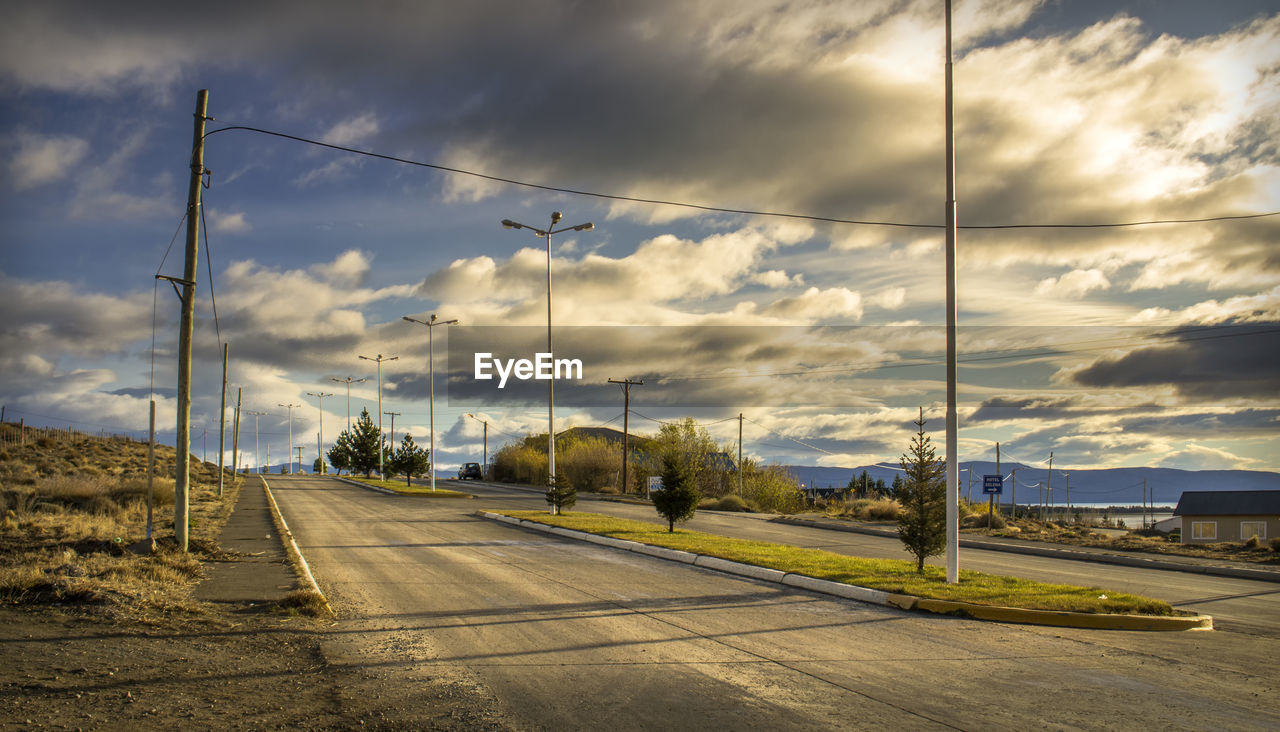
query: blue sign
983 475 1003 495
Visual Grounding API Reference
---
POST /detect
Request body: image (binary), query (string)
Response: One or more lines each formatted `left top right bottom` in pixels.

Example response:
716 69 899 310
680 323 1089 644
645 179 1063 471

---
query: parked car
458 462 482 480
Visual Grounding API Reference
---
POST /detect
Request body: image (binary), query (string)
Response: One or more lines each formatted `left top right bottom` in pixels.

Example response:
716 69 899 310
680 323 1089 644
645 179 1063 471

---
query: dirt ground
0 595 513 730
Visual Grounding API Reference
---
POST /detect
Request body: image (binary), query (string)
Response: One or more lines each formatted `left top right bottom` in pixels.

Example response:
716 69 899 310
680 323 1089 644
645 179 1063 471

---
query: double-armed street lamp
357 354 398 476
305 391 333 474
278 403 300 473
403 314 458 491
245 410 269 473
330 376 367 431
500 212 593 496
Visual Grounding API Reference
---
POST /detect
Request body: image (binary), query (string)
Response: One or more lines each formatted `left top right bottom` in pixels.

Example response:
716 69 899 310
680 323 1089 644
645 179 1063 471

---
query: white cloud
1156 443 1258 471
753 270 804 288
208 210 252 235
320 112 379 146
8 133 88 189
1034 268 1110 298
761 287 864 322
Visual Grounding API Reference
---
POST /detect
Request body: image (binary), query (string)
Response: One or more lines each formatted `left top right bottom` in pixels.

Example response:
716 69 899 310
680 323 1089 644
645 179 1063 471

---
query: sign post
647 475 663 498
983 475 1003 529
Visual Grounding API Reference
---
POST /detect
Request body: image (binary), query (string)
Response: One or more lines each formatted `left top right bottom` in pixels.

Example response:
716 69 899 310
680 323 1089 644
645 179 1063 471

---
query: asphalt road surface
271 475 1280 730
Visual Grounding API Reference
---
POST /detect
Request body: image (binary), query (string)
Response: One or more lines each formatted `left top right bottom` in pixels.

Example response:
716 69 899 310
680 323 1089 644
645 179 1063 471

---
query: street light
357 354 398 476
501 212 593 507
278 403 300 473
330 376 367 431
245 410 269 473
305 391 333 474
403 314 458 492
464 412 488 478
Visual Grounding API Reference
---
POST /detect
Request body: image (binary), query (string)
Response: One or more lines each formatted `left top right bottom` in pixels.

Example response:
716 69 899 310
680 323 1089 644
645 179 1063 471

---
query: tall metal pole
331 377 366 433
358 355 397 476
943 1 959 583
306 392 332 474
384 411 400 450
174 89 209 552
1045 451 1054 522
501 213 593 508
245 411 268 473
403 317 455 491
545 225 556 490
279 402 300 473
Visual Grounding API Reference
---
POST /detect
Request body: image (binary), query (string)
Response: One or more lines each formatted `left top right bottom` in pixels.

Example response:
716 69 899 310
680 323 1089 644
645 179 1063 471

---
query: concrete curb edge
261 477 334 617
774 516 1280 584
478 511 1213 632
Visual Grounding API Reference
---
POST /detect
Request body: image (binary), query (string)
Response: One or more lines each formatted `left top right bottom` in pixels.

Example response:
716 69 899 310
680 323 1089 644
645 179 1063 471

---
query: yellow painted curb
887 593 1211 631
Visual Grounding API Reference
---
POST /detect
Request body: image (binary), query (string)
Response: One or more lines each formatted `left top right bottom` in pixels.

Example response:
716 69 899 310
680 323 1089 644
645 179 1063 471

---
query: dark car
458 462 483 480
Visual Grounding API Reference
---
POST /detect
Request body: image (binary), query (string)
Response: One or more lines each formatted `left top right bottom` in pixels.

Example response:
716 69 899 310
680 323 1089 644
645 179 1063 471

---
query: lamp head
576 222 594 232
501 219 519 229
551 211 562 225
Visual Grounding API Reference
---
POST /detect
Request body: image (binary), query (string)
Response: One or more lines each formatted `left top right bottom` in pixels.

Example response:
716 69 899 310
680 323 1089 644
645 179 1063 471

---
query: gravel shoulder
0 476 514 731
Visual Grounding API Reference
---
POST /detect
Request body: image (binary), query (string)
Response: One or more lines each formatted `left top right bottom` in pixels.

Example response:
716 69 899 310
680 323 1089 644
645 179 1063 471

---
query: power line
204 124 1280 231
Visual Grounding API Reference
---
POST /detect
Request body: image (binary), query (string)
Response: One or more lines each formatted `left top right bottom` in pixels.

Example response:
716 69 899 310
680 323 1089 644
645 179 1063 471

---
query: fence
0 420 146 448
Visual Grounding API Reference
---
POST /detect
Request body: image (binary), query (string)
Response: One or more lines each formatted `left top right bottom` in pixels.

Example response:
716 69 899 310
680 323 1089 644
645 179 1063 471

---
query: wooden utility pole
384 411 401 450
1045 451 1054 522
738 413 744 495
608 378 642 493
232 388 242 478
218 343 228 496
174 89 210 552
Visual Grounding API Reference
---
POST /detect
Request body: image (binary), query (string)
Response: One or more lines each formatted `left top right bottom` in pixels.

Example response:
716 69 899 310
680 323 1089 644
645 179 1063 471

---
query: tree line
325 408 431 485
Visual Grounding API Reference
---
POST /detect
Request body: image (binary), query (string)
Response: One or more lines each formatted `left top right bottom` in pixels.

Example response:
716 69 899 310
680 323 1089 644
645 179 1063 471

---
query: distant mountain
782 463 1280 506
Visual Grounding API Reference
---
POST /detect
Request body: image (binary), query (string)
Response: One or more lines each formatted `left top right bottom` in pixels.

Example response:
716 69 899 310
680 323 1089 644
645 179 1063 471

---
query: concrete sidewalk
775 514 1280 583
194 477 298 605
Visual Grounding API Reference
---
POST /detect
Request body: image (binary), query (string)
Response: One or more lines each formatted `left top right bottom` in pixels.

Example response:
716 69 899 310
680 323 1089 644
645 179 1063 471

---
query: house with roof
1172 490 1280 544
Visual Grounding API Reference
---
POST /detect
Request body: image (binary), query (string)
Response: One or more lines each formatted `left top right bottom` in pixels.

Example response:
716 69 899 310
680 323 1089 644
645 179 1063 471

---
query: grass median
504 510 1179 616
344 476 474 497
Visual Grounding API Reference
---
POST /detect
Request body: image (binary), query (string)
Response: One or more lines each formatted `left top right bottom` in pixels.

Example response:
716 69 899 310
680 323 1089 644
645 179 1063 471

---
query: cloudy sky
2 0 1277 475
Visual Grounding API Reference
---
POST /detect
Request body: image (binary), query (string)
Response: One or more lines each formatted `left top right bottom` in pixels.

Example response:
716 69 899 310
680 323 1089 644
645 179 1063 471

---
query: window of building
1191 521 1217 541
1240 521 1266 541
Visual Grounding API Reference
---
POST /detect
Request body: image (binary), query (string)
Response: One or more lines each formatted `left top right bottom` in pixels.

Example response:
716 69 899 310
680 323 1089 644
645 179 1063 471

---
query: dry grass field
0 422 240 621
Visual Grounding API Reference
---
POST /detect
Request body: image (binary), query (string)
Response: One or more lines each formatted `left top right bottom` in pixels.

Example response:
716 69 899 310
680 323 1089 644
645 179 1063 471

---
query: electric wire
204 124 1280 231
198 197 223 349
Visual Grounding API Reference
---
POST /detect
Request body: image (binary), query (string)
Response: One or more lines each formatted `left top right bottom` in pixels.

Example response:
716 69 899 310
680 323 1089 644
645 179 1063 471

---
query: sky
2 0 1278 476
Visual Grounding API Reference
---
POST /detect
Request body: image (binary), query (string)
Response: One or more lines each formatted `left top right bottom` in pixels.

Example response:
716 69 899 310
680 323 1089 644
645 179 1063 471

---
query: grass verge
343 476 473 497
503 510 1177 616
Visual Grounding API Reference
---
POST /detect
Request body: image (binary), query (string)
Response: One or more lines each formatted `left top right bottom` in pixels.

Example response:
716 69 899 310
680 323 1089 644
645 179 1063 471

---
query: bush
557 437 619 493
740 465 805 514
1244 535 1260 549
1271 537 1280 553
700 494 755 512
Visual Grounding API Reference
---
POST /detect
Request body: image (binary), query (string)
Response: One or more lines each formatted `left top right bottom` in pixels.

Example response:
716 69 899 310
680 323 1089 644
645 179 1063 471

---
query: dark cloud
1068 323 1280 398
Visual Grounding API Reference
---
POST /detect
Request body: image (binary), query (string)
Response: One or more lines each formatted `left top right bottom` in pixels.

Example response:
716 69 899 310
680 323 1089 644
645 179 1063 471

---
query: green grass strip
345 476 473 497
504 510 1177 616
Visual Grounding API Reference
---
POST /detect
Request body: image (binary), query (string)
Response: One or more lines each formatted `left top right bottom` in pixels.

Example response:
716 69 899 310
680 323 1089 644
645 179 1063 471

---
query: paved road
270 475 1279 730
469 483 1280 636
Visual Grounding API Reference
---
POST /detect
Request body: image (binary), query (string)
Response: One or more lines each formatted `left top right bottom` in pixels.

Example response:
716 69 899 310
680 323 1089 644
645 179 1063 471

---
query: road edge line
262 477 334 617
476 511 1213 632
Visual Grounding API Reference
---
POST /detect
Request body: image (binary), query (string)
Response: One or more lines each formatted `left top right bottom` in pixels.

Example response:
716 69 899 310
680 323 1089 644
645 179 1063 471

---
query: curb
261 477 334 617
333 475 477 497
478 511 1213 632
774 516 1280 584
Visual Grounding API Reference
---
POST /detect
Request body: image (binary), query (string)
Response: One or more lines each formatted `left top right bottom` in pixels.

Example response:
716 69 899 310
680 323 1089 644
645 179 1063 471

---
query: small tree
327 430 353 476
389 434 431 486
545 472 577 514
312 457 324 474
346 408 386 478
897 408 947 573
653 452 700 532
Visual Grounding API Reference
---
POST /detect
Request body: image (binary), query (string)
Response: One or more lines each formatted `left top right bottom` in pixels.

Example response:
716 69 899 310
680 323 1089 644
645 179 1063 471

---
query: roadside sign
648 476 664 494
983 475 1003 495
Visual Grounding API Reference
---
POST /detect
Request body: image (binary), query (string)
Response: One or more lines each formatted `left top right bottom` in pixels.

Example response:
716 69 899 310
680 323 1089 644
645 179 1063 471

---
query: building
1172 490 1280 544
